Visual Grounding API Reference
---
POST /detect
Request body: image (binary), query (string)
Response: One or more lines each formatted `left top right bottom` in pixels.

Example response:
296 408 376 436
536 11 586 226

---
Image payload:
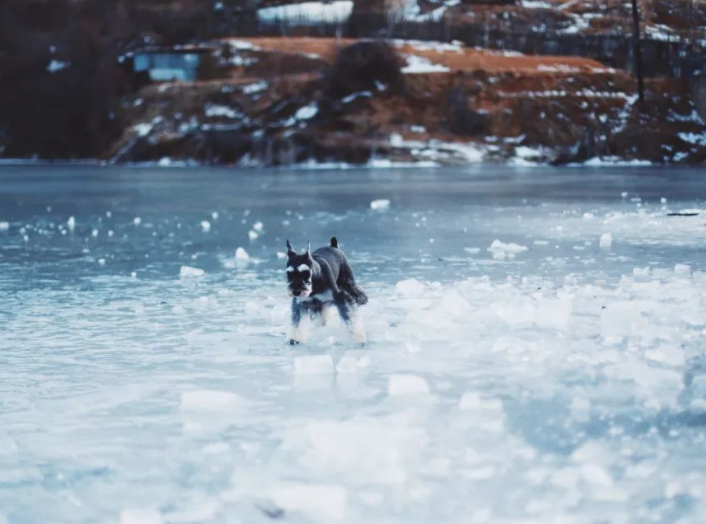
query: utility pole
631 0 645 103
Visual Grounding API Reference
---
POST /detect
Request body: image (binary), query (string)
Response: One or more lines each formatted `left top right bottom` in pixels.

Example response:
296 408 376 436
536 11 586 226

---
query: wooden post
631 0 645 103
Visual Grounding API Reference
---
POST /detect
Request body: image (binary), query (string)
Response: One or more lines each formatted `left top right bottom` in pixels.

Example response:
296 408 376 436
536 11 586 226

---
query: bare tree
630 0 644 104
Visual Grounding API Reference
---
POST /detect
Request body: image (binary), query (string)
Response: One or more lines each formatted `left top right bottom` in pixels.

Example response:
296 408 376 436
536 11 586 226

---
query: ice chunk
0 221 8 231
179 266 205 278
491 299 535 327
180 390 248 413
600 301 646 338
396 278 425 296
388 374 430 395
119 508 163 524
336 354 369 374
283 416 425 484
133 217 142 226
164 499 222 523
674 264 691 275
458 392 505 431
235 247 249 260
437 292 470 317
645 347 684 366
294 355 334 375
253 221 264 232
599 233 613 249
67 216 76 230
535 298 572 330
370 199 391 210
268 482 348 521
200 220 211 232
248 230 259 240
487 240 528 259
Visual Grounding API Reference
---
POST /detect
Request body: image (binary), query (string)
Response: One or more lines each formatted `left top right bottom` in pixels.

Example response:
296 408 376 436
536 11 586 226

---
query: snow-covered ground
2 165 706 524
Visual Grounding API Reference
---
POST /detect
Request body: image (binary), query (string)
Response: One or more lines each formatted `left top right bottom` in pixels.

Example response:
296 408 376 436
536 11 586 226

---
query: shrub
446 88 488 136
327 40 404 98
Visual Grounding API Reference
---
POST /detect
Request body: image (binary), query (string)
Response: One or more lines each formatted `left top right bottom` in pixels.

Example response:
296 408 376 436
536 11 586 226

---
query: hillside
111 37 706 166
1 0 706 166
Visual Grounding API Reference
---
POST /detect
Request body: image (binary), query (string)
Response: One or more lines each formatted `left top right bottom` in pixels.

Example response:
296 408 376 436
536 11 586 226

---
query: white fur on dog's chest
297 290 334 304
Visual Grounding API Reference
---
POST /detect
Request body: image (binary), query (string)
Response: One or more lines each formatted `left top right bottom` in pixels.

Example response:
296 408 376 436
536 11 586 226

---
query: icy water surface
2 165 706 524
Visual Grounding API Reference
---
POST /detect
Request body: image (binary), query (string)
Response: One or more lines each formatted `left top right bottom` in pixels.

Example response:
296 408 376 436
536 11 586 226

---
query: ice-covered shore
2 165 706 524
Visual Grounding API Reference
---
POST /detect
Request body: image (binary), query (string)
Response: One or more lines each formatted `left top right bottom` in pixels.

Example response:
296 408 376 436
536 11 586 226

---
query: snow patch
258 1 353 25
402 55 450 74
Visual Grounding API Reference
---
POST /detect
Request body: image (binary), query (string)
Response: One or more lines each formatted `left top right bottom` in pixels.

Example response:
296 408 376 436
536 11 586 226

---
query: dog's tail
345 283 369 306
339 263 368 306
330 236 338 248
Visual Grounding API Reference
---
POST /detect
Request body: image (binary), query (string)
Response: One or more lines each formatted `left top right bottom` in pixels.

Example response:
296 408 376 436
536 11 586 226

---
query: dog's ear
286 240 295 257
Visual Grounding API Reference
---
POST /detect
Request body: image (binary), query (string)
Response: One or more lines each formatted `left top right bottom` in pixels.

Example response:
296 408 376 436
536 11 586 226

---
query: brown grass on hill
223 37 611 75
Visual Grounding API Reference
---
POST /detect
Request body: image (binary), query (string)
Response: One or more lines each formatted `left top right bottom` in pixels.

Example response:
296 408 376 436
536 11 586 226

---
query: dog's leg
334 294 366 346
319 303 334 327
287 299 309 345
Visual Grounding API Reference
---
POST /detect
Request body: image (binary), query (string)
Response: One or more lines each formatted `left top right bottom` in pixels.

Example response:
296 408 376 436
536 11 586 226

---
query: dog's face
285 240 313 298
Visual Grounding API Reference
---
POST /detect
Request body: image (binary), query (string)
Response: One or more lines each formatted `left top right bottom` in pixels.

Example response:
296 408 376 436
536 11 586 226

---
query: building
129 46 212 82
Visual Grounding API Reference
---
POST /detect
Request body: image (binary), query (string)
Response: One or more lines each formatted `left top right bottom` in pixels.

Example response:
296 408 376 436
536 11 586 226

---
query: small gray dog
285 237 368 345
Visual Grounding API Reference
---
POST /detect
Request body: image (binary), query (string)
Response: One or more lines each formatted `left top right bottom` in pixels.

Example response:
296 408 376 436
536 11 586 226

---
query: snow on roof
257 1 353 25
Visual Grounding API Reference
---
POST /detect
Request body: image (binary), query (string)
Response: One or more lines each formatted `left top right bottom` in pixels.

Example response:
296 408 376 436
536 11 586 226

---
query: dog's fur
285 237 368 345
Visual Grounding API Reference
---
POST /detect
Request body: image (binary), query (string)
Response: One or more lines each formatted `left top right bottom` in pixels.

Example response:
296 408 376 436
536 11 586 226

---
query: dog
285 237 368 346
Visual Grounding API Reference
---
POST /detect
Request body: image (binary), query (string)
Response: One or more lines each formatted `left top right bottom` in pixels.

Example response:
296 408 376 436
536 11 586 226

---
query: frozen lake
2 164 706 524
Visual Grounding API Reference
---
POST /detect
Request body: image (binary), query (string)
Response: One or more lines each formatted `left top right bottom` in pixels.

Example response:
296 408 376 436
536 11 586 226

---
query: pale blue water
1 165 706 524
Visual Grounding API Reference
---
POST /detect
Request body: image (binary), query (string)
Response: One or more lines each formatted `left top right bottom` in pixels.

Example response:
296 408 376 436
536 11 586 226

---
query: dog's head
285 240 313 298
